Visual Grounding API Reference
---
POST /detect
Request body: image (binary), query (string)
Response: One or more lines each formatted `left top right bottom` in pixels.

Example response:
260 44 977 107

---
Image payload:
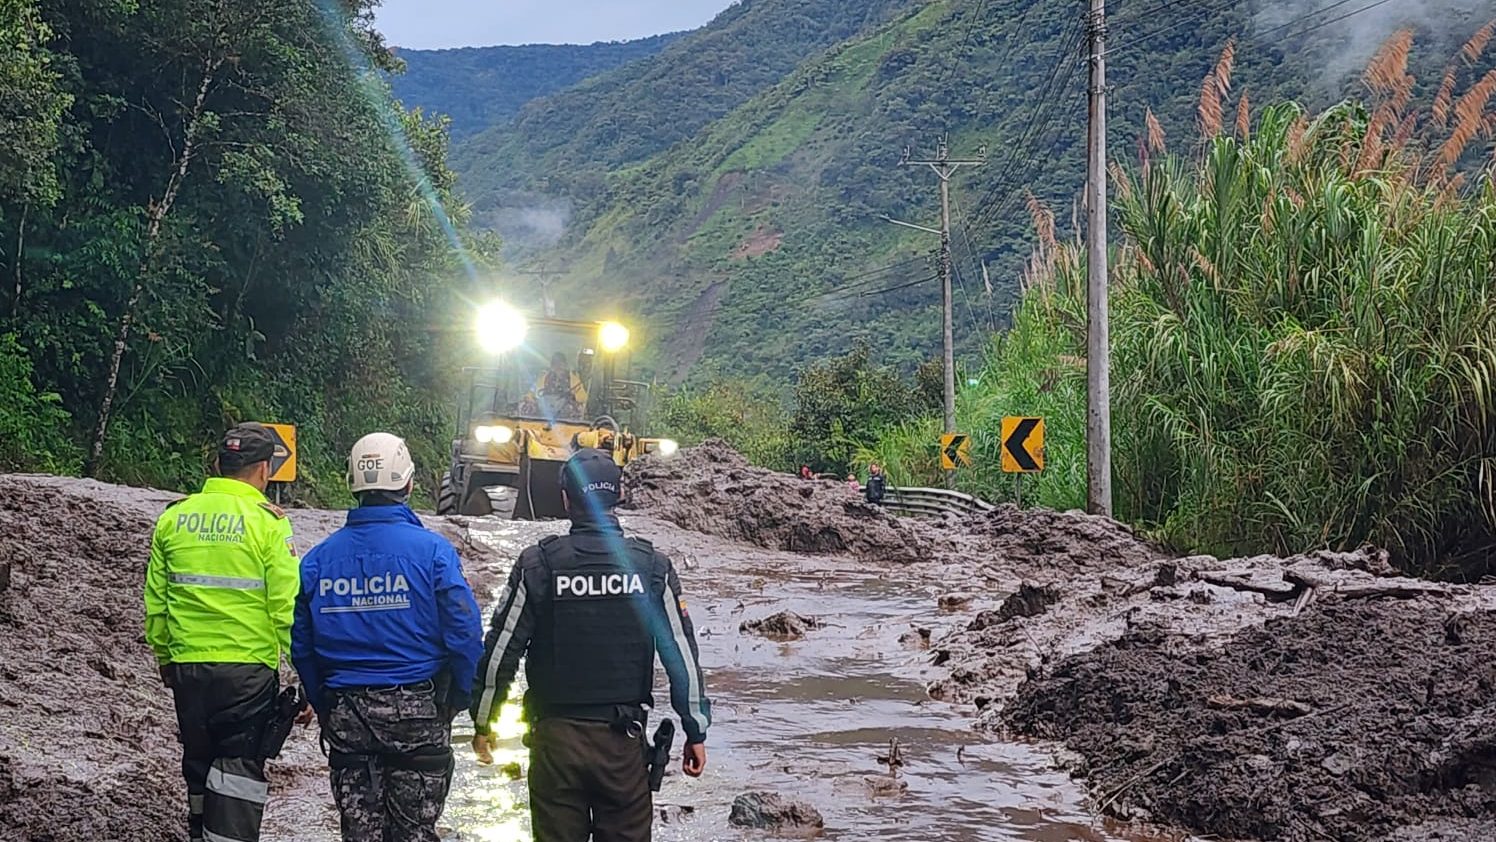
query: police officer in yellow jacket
144 423 301 842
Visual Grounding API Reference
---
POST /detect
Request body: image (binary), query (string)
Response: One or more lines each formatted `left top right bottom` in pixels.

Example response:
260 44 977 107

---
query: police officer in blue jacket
292 432 484 842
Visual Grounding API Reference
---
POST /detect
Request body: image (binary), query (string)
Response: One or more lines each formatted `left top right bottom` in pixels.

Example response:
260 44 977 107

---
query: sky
375 0 738 49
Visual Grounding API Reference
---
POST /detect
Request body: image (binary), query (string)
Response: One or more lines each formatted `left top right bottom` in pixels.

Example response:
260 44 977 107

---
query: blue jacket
292 504 483 714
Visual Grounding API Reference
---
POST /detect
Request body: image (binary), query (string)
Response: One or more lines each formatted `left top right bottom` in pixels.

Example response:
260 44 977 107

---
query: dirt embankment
0 475 503 842
624 439 950 564
1005 599 1496 842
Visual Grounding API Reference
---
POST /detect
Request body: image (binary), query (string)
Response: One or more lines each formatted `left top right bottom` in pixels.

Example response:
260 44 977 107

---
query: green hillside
450 0 919 240
390 35 681 137
479 0 1494 383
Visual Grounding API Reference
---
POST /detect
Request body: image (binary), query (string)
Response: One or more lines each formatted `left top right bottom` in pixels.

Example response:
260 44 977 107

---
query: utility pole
516 264 563 317
886 136 985 488
1085 0 1113 516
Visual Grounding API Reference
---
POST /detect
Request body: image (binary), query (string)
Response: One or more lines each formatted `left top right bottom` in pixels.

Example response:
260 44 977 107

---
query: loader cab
440 309 672 519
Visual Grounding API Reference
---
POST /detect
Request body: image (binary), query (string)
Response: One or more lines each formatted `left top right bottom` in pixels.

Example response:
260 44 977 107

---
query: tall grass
879 29 1496 575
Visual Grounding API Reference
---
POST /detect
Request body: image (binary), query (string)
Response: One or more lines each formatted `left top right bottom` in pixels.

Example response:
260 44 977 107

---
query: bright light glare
474 425 515 445
476 302 527 354
657 439 680 457
599 321 630 353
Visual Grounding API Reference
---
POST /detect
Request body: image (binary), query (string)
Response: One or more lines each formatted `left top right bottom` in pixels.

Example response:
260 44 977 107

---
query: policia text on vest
145 423 299 842
472 448 712 842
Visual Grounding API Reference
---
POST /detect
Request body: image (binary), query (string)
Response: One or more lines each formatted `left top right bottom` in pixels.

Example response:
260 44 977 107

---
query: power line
1104 0 1240 57
859 274 941 297
939 0 993 87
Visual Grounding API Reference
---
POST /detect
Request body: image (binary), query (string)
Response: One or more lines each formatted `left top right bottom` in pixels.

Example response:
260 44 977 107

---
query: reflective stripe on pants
203 757 268 842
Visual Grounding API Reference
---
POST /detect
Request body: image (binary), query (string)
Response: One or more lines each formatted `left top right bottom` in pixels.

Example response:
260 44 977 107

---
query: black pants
528 717 652 842
170 663 277 842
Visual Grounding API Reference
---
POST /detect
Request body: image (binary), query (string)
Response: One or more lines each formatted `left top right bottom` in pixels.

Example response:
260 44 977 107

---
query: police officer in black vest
470 448 711 841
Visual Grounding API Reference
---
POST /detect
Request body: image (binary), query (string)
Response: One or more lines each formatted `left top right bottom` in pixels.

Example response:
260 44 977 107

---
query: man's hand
159 664 174 689
472 732 495 765
295 704 316 727
683 743 706 777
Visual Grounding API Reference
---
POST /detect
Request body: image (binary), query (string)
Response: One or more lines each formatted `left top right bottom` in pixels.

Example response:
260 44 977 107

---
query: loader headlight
656 439 679 457
474 425 514 445
599 321 630 353
476 302 527 354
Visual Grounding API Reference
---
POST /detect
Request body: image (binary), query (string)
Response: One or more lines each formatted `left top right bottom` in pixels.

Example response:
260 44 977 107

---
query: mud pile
624 440 945 564
0 476 187 840
968 504 1167 576
0 475 505 842
1003 598 1496 842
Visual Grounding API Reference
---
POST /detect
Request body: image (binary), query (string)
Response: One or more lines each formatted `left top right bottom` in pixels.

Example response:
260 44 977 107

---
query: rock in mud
938 593 974 611
623 440 944 564
862 775 909 798
728 791 825 831
741 611 823 641
899 626 932 650
1004 599 1496 842
968 582 1060 630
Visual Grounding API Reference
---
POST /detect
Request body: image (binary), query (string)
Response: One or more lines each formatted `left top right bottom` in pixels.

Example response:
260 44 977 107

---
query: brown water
415 516 1178 842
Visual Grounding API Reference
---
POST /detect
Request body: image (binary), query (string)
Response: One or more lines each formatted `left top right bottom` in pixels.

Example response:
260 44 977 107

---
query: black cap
562 448 622 513
218 422 277 473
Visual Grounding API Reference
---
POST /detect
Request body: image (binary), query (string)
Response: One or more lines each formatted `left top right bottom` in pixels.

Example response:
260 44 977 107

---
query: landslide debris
0 476 189 841
0 474 507 842
728 790 826 832
740 610 823 641
1004 599 1496 842
624 440 943 563
969 503 1167 576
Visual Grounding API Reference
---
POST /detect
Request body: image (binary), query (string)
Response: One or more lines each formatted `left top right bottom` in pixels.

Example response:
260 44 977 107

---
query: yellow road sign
1001 417 1044 473
940 433 972 470
262 423 298 483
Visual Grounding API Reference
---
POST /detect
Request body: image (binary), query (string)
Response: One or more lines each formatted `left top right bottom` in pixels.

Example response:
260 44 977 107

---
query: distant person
535 352 588 418
293 433 484 842
865 463 887 505
144 423 302 842
847 473 861 492
471 448 711 841
799 465 814 481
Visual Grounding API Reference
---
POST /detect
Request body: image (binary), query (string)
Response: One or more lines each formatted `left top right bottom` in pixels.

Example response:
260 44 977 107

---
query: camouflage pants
325 683 454 842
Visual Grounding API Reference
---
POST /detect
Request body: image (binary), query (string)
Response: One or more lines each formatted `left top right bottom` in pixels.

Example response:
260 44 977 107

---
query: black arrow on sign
1004 419 1041 471
266 427 291 477
943 435 968 466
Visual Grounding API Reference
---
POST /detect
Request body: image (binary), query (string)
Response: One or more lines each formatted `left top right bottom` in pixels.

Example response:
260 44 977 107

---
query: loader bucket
514 446 568 520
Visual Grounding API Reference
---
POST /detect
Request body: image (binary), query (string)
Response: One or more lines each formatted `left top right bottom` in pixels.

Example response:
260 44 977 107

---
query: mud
740 610 823 641
0 475 502 842
1003 599 1496 842
8 439 1496 842
624 440 947 564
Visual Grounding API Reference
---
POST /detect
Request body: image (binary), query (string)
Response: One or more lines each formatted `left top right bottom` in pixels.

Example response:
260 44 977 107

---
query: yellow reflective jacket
143 477 299 669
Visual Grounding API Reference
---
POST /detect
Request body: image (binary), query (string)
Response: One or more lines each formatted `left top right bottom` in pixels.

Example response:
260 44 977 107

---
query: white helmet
348 432 415 493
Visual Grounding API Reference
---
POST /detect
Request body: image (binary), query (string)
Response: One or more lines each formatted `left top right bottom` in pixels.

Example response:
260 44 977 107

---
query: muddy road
5 442 1495 842
264 515 1161 842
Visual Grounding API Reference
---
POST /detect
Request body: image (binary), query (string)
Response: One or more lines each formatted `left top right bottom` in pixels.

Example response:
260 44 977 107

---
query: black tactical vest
525 531 664 715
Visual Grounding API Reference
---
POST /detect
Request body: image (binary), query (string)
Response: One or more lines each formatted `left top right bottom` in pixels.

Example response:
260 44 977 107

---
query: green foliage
658 380 793 470
0 333 79 472
390 35 681 137
424 0 1495 386
887 84 1496 575
0 0 490 503
0 0 71 206
787 343 932 473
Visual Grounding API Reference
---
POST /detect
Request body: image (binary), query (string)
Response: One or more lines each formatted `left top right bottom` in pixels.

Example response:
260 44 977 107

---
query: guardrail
877 486 997 519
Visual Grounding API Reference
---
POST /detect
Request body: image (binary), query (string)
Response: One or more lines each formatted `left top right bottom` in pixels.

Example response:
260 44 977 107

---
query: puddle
268 515 1176 841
